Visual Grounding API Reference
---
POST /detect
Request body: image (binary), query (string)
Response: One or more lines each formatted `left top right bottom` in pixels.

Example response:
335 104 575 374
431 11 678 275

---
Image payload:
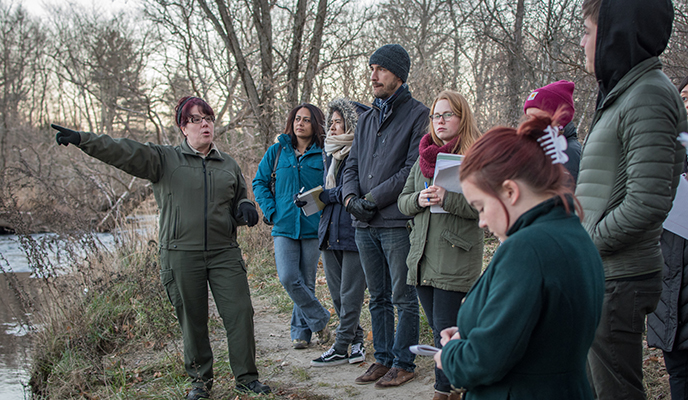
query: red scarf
418 133 459 179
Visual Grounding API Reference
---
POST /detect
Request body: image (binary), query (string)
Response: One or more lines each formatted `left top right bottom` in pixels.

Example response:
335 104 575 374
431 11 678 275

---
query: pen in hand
424 182 430 202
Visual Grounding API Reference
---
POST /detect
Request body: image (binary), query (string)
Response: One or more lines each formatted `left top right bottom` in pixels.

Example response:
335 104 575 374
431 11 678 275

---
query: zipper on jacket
203 158 208 251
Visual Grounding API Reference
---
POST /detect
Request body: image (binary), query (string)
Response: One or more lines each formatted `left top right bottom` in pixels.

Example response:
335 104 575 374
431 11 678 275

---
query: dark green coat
398 160 482 292
441 198 604 399
77 131 252 251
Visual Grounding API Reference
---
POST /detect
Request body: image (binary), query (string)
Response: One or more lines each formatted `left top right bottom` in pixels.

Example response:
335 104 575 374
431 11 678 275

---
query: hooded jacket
318 98 363 251
341 84 429 229
575 0 687 280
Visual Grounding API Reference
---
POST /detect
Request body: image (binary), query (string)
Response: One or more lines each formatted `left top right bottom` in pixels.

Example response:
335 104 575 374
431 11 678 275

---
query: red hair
460 109 580 227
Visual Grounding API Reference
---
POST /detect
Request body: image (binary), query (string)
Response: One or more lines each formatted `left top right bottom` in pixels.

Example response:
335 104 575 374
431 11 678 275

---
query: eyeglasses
430 112 455 122
188 115 215 124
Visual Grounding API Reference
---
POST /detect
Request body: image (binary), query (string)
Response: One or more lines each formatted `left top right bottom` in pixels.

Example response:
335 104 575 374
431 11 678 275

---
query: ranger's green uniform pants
160 247 258 389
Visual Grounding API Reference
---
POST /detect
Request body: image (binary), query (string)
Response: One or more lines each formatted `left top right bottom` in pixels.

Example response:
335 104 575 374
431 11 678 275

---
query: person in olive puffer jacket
52 96 270 399
576 0 687 399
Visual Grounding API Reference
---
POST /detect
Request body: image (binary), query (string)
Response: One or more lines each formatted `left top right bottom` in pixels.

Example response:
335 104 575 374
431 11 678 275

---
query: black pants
664 348 688 400
417 285 466 393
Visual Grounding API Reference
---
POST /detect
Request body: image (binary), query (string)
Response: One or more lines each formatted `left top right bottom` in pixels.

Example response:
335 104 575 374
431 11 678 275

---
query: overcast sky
19 0 135 18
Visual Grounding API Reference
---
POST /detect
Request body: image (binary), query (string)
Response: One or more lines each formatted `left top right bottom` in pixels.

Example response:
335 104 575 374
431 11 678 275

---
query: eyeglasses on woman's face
430 112 455 122
188 115 215 124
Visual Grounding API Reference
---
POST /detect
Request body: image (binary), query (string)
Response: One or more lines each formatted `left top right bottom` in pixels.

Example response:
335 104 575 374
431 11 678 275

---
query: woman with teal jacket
253 103 331 349
435 111 605 399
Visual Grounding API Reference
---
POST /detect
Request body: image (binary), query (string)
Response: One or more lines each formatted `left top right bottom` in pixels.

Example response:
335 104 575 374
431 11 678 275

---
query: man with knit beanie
523 80 582 183
342 44 429 388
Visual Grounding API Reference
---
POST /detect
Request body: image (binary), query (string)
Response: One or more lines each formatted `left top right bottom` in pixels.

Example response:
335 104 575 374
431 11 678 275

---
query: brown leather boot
354 362 390 385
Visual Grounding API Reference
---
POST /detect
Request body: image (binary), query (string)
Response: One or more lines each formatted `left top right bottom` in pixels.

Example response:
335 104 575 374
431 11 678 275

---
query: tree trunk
300 0 327 104
286 0 308 107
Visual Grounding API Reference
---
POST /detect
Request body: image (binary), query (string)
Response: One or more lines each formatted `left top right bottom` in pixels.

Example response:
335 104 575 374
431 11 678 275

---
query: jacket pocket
441 230 473 252
406 218 415 234
228 206 237 233
173 206 180 240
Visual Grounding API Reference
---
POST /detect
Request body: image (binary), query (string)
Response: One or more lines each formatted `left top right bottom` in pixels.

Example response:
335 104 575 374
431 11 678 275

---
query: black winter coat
318 154 357 252
341 85 429 228
647 229 688 352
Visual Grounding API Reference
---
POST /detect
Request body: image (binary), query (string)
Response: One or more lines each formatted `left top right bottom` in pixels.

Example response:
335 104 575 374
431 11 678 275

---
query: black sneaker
349 342 366 364
310 346 349 367
236 380 271 395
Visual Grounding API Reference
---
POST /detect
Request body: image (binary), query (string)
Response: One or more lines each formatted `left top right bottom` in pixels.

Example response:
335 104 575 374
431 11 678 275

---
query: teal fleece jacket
441 198 604 399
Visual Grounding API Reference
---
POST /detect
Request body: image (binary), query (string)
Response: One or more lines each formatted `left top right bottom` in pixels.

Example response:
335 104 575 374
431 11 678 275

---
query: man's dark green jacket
77 131 252 251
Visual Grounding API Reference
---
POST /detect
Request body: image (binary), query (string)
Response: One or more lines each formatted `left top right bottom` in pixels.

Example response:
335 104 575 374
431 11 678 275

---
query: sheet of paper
663 174 688 240
430 153 464 214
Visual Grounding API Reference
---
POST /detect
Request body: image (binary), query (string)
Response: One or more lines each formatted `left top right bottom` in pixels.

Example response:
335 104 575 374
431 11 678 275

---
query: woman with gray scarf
311 98 369 367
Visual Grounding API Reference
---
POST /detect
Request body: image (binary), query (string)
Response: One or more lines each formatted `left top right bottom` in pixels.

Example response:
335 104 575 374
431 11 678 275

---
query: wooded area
2 0 688 233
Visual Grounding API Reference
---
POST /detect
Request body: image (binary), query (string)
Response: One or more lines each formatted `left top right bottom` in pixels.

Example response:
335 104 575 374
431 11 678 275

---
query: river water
0 231 123 399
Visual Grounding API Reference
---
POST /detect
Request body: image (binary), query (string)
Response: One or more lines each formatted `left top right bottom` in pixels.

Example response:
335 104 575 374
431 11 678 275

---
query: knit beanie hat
523 80 575 126
369 44 410 83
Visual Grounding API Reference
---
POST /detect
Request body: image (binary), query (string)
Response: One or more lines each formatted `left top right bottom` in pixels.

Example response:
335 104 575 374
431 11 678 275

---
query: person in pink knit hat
523 80 582 185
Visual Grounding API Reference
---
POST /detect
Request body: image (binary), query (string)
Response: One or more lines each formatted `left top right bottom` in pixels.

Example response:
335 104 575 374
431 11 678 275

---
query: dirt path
250 298 437 400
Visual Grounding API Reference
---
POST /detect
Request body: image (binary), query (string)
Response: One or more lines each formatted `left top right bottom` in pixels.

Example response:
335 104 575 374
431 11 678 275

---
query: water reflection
0 273 33 399
0 219 156 399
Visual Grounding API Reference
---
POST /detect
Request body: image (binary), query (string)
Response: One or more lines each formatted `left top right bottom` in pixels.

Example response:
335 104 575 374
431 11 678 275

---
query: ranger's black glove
52 124 81 147
236 202 259 227
346 197 377 222
263 215 274 226
293 193 307 208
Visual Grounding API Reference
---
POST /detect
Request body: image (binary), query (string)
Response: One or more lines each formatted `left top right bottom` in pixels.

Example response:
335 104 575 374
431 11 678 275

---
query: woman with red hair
434 112 605 399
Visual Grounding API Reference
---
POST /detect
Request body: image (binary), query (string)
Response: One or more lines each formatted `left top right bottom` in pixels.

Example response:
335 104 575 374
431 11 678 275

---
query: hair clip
678 132 688 149
537 125 569 165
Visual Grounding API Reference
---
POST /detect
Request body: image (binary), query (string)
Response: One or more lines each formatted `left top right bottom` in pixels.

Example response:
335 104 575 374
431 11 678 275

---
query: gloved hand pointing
236 202 259 227
52 124 81 147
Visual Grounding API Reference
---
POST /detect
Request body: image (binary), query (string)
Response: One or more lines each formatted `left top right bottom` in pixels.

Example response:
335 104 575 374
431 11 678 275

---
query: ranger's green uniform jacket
76 131 253 250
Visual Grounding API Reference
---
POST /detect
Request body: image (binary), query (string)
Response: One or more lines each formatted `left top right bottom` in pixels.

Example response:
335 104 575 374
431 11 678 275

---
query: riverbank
15 215 670 399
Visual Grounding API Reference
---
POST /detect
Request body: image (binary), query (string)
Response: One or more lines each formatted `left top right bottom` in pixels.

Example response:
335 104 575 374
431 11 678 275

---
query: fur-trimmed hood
325 98 361 135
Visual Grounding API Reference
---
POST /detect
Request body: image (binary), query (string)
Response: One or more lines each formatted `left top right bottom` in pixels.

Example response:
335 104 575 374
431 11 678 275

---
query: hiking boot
186 387 210 400
236 380 271 395
349 342 366 364
315 325 330 344
354 362 390 385
311 346 349 367
374 367 415 389
292 339 308 349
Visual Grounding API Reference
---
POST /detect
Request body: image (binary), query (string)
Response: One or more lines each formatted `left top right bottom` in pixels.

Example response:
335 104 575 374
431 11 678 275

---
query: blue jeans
322 249 367 354
355 227 419 371
417 285 466 393
274 236 330 342
587 274 662 400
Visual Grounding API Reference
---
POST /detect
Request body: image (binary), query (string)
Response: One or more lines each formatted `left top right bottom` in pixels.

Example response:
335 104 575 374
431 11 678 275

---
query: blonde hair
428 90 481 155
